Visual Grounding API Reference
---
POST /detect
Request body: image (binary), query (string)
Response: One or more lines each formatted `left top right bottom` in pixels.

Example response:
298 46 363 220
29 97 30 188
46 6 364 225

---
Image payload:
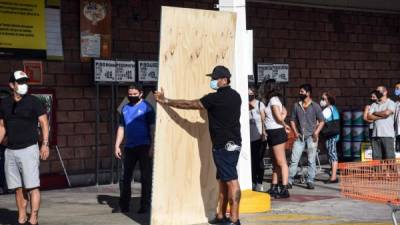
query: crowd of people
249 80 400 199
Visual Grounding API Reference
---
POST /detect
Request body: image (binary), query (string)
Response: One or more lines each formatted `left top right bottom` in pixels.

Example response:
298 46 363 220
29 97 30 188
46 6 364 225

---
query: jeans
119 145 153 210
289 136 318 184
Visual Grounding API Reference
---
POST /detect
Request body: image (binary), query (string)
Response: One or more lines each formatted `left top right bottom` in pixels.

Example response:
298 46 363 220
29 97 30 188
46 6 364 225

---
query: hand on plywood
154 87 167 104
154 87 205 110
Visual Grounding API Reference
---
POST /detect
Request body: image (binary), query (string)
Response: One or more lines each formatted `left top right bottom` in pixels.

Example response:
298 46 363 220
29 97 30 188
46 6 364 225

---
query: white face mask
320 100 327 108
16 84 28 95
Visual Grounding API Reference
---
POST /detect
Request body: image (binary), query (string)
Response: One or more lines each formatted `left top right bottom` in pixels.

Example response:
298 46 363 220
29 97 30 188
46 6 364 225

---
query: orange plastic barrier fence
339 159 400 206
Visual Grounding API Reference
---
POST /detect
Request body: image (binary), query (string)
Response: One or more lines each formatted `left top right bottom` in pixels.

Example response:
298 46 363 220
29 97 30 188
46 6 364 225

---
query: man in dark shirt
0 71 49 225
154 65 242 225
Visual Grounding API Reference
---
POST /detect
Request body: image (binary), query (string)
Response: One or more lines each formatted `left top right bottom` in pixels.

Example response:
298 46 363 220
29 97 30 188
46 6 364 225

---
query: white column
219 0 254 190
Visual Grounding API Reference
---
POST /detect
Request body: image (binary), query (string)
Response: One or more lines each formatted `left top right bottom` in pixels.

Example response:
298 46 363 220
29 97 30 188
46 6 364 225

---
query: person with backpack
248 86 266 192
320 92 340 183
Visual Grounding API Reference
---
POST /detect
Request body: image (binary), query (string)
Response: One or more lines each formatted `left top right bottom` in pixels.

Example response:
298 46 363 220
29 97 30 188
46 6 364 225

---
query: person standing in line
263 79 291 198
0 71 49 225
393 82 400 154
367 86 396 160
288 84 325 190
320 92 340 183
248 86 266 192
363 90 379 139
155 65 242 225
114 84 155 214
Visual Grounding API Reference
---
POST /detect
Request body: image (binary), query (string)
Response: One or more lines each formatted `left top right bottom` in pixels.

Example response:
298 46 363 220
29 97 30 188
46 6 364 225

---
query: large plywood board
151 6 236 225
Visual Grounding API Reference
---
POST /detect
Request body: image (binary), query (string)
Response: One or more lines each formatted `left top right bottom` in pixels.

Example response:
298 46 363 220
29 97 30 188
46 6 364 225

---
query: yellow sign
0 0 46 50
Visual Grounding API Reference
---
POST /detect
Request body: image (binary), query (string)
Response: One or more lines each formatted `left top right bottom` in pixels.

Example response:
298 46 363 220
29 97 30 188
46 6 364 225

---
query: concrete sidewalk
0 176 397 225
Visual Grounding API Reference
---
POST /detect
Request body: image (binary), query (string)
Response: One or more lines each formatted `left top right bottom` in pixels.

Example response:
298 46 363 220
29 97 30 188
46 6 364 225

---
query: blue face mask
210 80 219 90
395 89 400 97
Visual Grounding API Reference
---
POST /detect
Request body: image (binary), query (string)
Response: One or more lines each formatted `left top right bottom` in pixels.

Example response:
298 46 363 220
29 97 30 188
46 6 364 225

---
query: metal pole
55 145 71 187
95 83 100 186
110 83 115 184
115 83 120 183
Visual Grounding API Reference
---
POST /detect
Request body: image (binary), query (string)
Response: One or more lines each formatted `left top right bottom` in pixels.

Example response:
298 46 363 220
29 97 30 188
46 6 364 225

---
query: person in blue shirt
320 92 340 183
114 84 155 214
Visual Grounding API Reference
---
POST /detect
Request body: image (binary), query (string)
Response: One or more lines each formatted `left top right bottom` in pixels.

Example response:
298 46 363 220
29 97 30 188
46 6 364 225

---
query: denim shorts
212 146 240 182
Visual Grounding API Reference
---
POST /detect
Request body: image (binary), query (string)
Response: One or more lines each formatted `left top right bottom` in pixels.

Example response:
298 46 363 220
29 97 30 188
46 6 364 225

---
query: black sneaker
228 219 241 225
306 182 315 189
277 185 290 198
112 206 129 213
208 216 229 225
266 184 279 198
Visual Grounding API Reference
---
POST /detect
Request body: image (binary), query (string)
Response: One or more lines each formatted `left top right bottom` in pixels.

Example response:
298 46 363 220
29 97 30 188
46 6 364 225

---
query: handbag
321 107 340 138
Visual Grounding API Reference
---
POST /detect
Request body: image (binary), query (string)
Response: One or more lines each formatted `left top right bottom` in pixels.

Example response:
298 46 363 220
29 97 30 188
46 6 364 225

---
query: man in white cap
0 71 49 225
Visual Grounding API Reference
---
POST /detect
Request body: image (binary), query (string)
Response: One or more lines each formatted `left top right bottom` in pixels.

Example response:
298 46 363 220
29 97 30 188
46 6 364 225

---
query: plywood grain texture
151 6 237 225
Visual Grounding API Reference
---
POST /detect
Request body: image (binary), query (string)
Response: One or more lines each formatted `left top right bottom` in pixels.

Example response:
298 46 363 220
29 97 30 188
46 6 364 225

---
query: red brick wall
247 2 400 111
0 1 399 176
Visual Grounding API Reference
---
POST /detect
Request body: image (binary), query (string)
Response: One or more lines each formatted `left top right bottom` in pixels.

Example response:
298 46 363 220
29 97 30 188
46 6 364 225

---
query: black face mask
128 96 140 104
249 95 255 101
375 92 383 100
369 99 377 104
299 94 307 100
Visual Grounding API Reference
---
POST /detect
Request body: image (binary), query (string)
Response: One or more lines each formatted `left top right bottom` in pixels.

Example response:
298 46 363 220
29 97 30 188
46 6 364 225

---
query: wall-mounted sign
138 61 158 82
0 0 46 57
94 59 136 83
80 0 112 62
257 64 289 83
115 61 135 82
23 60 43 85
248 74 255 83
46 7 64 60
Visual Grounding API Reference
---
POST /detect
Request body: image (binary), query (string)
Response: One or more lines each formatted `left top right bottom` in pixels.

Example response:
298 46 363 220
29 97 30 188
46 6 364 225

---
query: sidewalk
0 173 396 225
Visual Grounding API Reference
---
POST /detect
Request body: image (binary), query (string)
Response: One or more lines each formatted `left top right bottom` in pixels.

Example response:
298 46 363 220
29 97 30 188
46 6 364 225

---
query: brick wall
0 1 398 176
247 2 400 111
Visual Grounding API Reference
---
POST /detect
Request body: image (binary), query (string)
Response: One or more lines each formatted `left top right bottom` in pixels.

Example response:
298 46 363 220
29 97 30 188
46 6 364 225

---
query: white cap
10 70 29 82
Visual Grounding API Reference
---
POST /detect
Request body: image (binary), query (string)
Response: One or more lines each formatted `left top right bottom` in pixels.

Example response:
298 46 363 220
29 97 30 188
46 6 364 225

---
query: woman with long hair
248 86 266 191
263 79 290 198
320 92 340 183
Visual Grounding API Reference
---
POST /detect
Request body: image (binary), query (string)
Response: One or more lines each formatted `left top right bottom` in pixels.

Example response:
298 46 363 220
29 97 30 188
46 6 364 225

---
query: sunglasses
15 79 28 84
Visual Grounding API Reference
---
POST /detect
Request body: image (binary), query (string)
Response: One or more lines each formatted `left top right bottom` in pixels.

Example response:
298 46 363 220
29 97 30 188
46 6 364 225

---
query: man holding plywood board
155 66 242 225
152 6 239 225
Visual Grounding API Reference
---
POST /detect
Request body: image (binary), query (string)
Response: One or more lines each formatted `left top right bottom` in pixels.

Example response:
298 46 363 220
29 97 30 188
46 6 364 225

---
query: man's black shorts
212 147 240 182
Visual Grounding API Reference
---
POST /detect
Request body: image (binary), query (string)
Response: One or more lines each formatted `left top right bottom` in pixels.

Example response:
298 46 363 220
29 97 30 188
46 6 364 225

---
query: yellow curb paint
246 214 335 221
236 190 271 213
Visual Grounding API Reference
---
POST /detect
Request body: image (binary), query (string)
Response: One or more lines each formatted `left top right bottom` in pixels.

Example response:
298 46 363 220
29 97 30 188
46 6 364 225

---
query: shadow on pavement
97 195 149 225
0 208 18 225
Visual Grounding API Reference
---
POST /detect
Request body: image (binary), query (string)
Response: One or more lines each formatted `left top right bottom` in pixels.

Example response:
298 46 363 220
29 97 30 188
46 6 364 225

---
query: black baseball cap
206 65 231 80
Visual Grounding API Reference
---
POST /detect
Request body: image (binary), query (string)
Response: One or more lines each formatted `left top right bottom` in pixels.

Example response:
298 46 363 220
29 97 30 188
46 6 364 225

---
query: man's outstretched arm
154 88 205 110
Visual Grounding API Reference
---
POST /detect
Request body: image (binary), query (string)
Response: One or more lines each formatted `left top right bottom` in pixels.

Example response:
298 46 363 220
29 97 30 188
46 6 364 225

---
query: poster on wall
23 60 43 85
46 6 64 60
94 60 115 82
31 89 57 146
257 64 289 83
138 61 158 82
80 0 112 62
0 0 46 57
115 61 135 83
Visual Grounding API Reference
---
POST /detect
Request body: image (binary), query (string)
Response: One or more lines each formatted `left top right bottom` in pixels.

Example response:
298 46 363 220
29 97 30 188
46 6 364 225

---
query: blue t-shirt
119 100 155 148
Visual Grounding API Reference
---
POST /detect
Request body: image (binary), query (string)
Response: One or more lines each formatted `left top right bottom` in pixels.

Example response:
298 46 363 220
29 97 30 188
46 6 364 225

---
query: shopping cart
339 159 400 225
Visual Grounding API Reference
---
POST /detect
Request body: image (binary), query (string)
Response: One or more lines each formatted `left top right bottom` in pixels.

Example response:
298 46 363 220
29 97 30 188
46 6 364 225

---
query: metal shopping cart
339 159 400 225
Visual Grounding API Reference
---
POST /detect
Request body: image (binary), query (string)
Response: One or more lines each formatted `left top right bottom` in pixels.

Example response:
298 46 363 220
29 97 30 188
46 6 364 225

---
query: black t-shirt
200 86 242 148
0 95 46 149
